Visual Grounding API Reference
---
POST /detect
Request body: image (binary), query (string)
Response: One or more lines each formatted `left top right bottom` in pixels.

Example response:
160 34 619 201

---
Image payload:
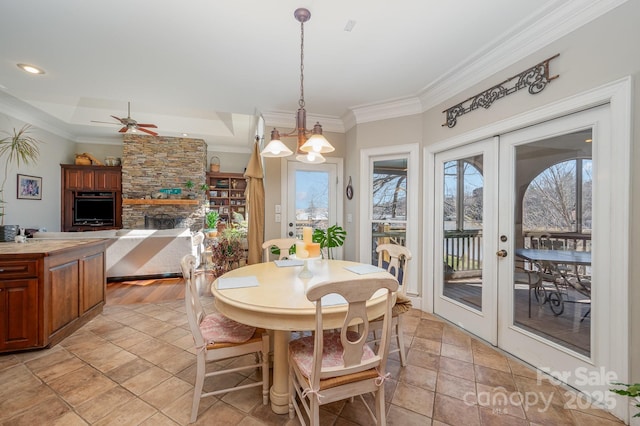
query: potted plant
610 382 640 419
210 226 246 277
0 124 42 241
184 179 195 199
312 224 347 260
205 210 219 237
199 183 209 199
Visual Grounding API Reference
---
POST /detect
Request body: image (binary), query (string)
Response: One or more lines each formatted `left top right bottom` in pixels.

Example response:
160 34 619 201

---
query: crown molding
348 97 422 126
417 0 628 112
0 92 76 140
343 0 627 127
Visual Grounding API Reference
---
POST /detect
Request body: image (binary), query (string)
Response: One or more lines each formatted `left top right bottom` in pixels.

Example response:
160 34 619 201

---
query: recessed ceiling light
17 63 45 75
182 133 188 137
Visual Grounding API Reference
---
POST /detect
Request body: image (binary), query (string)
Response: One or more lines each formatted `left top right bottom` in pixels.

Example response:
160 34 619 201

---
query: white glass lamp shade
299 122 335 154
296 151 326 164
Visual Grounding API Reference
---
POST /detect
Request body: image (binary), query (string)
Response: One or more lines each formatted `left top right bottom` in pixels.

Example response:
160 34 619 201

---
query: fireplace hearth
145 214 185 230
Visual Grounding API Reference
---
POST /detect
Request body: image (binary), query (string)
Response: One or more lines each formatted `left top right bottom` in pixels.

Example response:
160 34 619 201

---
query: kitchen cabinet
0 239 107 352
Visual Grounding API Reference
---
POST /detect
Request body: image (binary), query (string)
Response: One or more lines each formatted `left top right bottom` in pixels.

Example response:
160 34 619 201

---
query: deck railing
444 230 482 274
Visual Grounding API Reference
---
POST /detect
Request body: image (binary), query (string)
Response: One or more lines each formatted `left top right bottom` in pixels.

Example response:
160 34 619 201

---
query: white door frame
424 77 631 421
359 143 420 298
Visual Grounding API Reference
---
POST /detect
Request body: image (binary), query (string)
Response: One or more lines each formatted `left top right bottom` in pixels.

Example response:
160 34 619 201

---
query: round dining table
211 258 396 414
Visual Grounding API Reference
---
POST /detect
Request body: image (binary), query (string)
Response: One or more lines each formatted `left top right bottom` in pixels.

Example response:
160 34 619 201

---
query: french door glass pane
294 170 329 238
514 129 592 357
442 155 484 310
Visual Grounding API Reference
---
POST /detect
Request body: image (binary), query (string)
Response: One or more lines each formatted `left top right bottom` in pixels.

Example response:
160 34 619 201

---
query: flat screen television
74 198 114 224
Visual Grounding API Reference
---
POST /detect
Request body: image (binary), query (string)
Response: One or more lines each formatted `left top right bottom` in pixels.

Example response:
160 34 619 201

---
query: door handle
496 249 508 258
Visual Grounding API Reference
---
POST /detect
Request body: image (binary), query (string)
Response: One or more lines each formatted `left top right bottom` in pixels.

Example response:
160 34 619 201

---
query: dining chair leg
191 355 206 423
396 316 407 367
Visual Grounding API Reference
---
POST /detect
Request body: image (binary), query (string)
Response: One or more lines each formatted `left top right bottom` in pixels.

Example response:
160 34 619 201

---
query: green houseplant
0 124 42 240
610 382 640 418
205 210 219 237
312 224 347 260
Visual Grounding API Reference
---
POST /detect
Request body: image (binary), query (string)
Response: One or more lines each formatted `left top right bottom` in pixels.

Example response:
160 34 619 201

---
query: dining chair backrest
306 277 398 384
181 254 206 348
376 243 412 294
262 238 298 261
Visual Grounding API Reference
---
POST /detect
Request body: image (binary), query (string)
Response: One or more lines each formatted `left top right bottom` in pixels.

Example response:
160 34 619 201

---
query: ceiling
0 0 621 153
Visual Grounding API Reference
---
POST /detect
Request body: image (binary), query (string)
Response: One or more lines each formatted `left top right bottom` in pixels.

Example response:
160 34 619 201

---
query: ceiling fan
91 102 158 136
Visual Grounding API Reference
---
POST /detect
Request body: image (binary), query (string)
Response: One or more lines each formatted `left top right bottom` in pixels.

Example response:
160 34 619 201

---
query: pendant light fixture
260 7 334 164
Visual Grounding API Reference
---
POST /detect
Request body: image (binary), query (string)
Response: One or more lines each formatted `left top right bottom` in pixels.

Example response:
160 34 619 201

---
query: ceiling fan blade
110 115 126 123
136 123 158 128
138 127 158 136
118 126 128 133
91 120 120 125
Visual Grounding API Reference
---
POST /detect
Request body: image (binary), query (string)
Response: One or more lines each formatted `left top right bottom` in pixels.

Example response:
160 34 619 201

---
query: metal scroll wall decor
442 53 559 128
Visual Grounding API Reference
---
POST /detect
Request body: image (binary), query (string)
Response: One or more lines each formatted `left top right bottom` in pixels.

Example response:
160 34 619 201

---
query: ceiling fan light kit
260 7 334 164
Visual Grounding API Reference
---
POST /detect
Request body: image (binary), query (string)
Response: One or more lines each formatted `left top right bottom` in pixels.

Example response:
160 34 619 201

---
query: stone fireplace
121 135 207 230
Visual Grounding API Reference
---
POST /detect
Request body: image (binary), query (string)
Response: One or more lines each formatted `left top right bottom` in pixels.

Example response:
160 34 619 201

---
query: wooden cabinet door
65 168 94 190
0 279 39 350
48 261 79 334
94 169 121 191
80 252 105 314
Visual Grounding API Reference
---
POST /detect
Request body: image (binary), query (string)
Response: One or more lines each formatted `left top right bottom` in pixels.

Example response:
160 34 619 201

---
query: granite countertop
0 239 105 255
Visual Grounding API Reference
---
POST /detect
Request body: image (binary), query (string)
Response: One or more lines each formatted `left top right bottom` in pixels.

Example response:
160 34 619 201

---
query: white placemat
344 264 386 275
274 259 304 267
217 276 260 290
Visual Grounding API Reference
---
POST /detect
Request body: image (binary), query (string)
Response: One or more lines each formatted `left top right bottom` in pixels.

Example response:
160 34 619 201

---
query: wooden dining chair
262 238 297 261
368 243 412 366
181 254 270 423
288 277 398 426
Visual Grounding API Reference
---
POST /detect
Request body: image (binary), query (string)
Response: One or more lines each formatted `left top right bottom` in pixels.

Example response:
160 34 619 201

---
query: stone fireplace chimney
121 135 207 230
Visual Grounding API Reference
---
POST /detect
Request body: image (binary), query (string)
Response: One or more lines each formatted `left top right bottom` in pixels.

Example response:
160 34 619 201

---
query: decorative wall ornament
442 54 559 128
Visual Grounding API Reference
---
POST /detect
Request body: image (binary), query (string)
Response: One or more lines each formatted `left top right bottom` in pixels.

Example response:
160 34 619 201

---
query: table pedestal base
269 330 291 414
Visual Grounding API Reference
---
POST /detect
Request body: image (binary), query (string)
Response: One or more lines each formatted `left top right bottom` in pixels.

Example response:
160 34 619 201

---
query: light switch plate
275 204 281 213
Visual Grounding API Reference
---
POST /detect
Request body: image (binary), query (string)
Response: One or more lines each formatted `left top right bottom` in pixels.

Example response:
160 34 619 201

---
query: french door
433 138 498 343
432 104 627 411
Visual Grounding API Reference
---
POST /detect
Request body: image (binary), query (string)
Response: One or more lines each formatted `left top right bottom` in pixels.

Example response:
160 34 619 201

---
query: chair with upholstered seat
288 277 398 426
181 254 269 423
368 243 412 367
262 238 298 262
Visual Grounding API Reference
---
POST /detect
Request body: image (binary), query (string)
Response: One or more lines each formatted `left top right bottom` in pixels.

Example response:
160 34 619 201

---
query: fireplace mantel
123 199 199 205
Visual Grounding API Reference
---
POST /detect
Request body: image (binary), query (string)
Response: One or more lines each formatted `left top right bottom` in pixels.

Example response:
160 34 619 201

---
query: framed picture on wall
17 174 42 200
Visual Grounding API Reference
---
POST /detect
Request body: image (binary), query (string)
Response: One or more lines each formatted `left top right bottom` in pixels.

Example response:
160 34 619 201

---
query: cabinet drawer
0 261 38 279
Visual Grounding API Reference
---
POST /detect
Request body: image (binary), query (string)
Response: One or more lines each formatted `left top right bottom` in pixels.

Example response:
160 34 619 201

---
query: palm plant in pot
0 125 42 241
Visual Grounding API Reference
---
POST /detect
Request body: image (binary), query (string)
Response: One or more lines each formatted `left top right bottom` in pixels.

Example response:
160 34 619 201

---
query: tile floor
0 296 625 425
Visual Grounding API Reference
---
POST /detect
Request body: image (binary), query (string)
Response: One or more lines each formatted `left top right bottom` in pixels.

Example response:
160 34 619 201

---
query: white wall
0 113 76 231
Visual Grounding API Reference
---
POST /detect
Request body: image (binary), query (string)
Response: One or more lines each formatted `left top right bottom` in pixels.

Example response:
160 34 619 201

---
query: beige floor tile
0 296 624 425
120 365 173 396
74 386 136 423
433 392 481 426
140 376 192 410
391 382 435 417
48 364 118 406
92 397 157 426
